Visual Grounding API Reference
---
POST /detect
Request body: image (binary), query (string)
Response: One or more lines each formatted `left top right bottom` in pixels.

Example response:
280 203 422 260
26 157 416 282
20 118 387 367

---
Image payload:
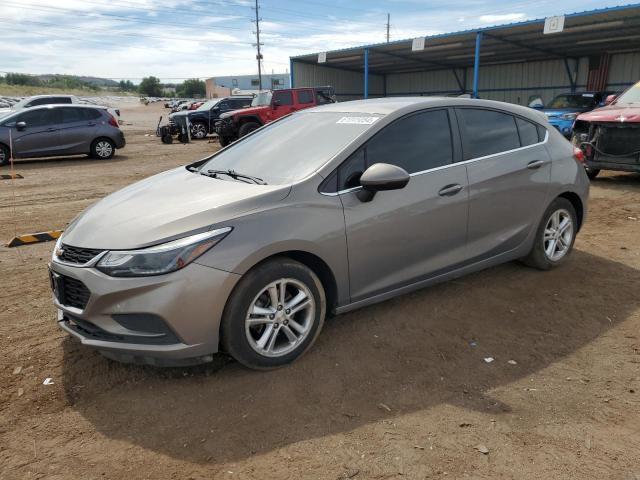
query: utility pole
252 0 263 90
386 13 390 43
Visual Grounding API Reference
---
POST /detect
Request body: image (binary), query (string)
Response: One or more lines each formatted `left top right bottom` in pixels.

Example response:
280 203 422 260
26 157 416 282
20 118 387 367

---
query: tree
138 76 162 97
119 80 136 92
176 78 205 98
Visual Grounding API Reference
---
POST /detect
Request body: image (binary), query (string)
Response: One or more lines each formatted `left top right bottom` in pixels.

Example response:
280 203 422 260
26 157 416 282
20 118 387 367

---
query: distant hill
37 74 119 87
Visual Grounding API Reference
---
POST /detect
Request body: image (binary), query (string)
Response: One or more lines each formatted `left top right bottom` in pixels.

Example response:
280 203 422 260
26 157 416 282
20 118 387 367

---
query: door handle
87 122 96 126
438 184 463 196
527 160 545 169
46 128 56 132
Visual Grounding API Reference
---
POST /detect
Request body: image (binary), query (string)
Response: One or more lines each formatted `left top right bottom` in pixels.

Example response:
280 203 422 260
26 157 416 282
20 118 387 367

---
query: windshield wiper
201 169 267 185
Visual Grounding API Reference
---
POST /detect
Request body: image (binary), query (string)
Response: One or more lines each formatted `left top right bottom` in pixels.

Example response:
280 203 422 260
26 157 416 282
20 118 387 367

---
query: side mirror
16 121 26 131
605 94 617 105
356 163 410 202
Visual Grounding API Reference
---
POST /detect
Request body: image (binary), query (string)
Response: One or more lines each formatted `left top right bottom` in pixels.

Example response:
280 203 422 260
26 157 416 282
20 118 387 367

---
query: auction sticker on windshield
336 116 380 125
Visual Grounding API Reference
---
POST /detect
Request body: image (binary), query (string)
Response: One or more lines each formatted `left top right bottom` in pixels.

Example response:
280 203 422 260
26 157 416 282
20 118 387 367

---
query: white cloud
479 13 526 24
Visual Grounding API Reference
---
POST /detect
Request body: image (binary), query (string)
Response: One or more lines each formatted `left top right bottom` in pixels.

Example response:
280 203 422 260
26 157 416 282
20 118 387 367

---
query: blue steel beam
472 32 482 99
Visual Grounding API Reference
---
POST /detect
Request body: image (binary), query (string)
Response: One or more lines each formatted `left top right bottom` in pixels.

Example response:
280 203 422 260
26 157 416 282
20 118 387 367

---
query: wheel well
91 137 115 147
558 192 584 230
254 251 338 314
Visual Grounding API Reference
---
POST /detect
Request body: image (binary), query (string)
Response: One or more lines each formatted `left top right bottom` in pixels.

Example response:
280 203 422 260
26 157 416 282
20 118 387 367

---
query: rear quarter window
516 117 540 146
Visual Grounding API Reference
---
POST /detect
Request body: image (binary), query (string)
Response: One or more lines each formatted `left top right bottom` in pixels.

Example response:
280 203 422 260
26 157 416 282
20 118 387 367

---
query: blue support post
472 32 482 99
289 58 295 88
364 48 369 99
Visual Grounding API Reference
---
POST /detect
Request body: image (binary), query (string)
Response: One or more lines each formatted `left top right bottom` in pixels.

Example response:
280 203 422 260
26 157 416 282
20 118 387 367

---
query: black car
169 96 253 139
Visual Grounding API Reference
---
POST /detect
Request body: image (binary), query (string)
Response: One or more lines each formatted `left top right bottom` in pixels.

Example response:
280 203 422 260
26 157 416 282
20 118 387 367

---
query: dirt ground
1 102 639 480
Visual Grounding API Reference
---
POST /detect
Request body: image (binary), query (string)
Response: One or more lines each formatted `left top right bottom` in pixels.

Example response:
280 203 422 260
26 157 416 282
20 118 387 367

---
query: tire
221 257 326 370
218 136 231 147
585 167 600 180
90 138 115 159
0 144 9 166
522 197 578 270
190 122 207 139
161 134 173 144
238 121 260 138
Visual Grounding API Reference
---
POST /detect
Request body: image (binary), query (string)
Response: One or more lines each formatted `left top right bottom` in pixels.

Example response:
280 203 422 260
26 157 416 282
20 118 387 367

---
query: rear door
296 89 314 108
456 108 551 260
57 107 100 154
337 109 469 302
11 108 61 158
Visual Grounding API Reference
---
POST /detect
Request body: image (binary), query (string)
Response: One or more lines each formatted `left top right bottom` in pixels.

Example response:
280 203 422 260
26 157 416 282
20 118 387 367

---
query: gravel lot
1 102 639 480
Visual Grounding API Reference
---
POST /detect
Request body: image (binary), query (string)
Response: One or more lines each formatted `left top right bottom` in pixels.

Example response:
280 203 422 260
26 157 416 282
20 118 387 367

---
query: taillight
108 114 119 128
573 147 585 163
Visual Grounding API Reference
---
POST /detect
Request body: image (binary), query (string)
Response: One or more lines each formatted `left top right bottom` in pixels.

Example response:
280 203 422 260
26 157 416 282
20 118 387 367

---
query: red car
573 80 640 179
215 86 336 146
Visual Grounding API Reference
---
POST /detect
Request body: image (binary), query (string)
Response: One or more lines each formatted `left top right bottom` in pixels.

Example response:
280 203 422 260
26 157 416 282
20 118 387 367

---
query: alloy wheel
245 278 315 358
191 123 207 139
543 208 573 261
95 141 113 158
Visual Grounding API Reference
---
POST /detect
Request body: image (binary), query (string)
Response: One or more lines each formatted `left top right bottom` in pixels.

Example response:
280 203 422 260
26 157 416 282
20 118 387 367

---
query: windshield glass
546 94 595 109
251 91 272 107
198 112 383 185
616 81 640 104
196 99 220 111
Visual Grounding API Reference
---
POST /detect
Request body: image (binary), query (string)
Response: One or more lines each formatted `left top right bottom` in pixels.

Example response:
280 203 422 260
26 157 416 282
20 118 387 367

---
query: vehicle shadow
591 172 640 190
0 154 130 169
61 250 640 465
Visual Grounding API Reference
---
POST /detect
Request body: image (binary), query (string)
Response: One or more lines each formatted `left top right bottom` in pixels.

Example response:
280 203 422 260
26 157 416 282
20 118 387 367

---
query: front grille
59 244 104 265
59 275 91 309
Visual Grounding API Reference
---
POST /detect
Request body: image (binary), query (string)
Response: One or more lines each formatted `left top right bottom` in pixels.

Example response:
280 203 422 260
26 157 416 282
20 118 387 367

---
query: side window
537 125 547 142
457 109 520 160
55 97 73 104
273 90 293 106
218 101 230 110
28 98 51 107
235 99 250 108
297 89 313 104
60 108 85 123
366 109 453 174
516 117 540 146
83 108 102 120
17 109 59 127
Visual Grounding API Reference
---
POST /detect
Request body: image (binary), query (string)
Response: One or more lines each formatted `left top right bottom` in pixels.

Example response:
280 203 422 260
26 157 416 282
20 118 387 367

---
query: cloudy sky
0 0 630 83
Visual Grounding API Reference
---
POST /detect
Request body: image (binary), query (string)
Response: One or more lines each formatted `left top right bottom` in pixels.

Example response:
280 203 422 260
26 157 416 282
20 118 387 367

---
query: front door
339 109 469 302
10 108 61 158
456 108 552 260
271 90 295 119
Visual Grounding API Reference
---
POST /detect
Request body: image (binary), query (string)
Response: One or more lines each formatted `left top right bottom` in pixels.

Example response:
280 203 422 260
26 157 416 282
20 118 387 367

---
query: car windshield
198 112 383 185
546 94 595 109
616 81 640 104
251 91 272 107
196 99 220 111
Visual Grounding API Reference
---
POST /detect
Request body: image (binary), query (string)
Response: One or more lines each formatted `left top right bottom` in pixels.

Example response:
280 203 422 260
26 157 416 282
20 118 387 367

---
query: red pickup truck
215 86 336 146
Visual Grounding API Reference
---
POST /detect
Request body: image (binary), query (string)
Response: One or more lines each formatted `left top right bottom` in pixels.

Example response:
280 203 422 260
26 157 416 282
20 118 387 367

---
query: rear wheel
190 122 207 139
238 121 260 138
523 197 577 270
0 144 9 166
585 167 600 180
221 258 326 370
90 138 115 159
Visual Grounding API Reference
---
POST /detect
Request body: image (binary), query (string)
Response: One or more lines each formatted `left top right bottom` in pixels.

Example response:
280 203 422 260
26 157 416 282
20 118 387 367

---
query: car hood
221 105 267 119
576 103 640 123
62 167 291 250
169 110 191 119
541 108 585 117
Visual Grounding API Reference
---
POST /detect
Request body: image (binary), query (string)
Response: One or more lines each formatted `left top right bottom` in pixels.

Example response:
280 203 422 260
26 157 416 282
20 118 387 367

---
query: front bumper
50 260 240 365
547 118 575 137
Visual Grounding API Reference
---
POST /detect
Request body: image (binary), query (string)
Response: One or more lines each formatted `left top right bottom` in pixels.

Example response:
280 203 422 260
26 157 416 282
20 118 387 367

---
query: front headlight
560 112 579 120
96 227 231 277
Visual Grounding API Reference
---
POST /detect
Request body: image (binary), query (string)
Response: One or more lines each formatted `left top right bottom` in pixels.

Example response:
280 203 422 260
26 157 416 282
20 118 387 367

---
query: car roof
26 94 77 99
309 96 547 123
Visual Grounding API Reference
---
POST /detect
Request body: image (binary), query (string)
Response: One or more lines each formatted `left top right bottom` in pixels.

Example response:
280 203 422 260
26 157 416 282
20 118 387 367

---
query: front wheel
90 138 115 159
238 121 260 138
221 258 326 370
0 144 9 166
190 122 208 139
522 197 577 270
218 136 232 147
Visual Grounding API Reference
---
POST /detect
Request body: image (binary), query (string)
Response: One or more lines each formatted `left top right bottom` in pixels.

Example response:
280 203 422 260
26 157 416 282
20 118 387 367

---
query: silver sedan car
50 97 589 369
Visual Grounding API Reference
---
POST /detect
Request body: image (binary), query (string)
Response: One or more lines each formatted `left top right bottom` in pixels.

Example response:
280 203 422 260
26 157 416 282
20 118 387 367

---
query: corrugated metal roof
291 4 640 74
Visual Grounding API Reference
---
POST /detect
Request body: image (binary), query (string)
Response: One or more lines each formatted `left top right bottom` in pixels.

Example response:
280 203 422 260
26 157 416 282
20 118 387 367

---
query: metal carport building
289 4 640 106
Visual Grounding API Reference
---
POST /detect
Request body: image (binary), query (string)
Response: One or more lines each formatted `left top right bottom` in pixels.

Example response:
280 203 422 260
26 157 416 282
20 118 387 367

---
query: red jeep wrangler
215 86 336 146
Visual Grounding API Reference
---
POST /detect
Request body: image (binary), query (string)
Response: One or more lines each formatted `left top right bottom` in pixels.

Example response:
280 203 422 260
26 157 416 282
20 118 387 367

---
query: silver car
0 104 125 166
50 97 589 369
